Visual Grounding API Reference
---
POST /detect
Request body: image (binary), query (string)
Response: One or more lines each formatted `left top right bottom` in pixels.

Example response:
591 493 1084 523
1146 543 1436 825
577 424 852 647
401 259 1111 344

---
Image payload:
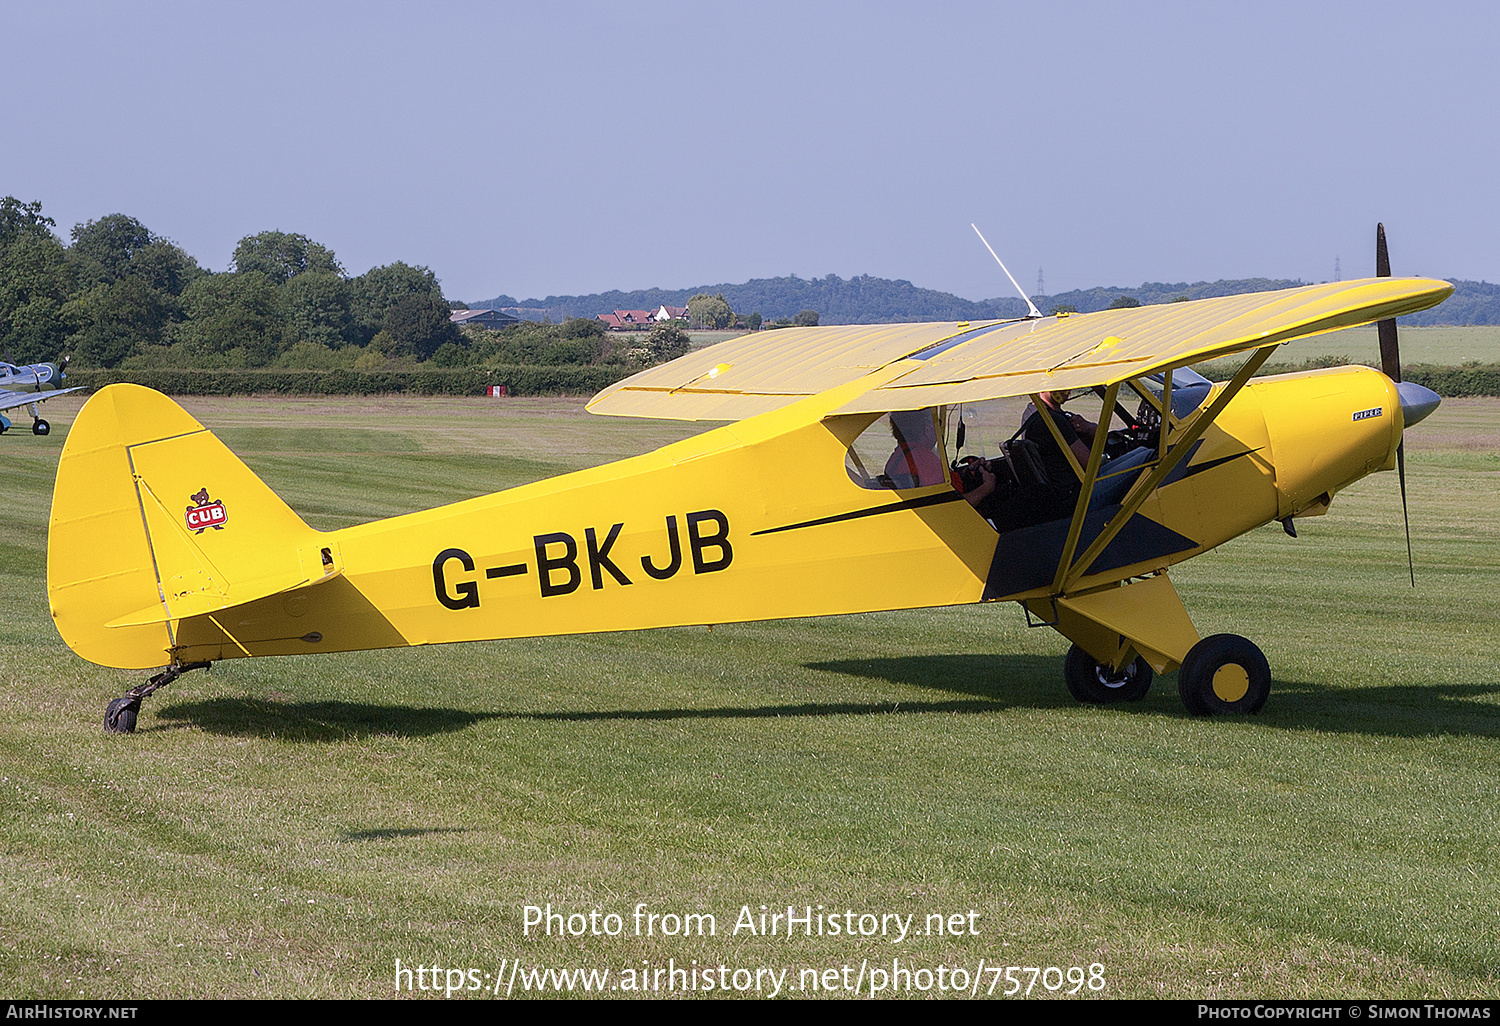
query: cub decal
185 488 228 533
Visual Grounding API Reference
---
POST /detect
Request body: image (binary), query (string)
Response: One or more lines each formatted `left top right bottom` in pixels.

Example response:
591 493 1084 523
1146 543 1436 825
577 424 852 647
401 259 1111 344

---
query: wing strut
1056 346 1276 593
1028 394 1086 484
1050 382 1121 594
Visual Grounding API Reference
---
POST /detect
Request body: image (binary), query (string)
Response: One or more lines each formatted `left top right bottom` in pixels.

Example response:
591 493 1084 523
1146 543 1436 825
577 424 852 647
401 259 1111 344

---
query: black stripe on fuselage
1167 445 1263 485
752 490 966 536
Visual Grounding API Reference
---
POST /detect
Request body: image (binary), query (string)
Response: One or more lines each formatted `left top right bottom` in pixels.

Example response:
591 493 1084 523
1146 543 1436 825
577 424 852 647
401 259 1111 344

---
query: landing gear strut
104 661 211 733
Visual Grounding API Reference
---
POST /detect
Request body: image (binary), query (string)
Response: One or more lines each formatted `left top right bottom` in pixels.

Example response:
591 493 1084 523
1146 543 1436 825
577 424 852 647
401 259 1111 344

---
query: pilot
884 409 947 488
1022 389 1097 488
984 389 1100 530
886 408 999 511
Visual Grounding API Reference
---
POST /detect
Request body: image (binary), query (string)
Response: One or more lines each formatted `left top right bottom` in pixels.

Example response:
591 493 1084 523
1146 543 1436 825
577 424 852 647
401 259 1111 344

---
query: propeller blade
1376 222 1415 586
1375 223 1401 382
1396 442 1415 587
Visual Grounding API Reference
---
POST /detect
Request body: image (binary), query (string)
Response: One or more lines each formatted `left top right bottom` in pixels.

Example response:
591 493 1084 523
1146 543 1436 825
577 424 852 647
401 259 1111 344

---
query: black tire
1178 634 1271 716
1064 644 1153 704
104 697 139 734
32 419 49 436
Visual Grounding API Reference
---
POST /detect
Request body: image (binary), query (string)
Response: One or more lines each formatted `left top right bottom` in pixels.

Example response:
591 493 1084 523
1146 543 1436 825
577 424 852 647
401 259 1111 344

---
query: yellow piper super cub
48 240 1451 732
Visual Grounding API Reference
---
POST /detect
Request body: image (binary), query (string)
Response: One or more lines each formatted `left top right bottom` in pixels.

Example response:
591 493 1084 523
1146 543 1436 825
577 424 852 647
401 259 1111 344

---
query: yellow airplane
47 249 1451 733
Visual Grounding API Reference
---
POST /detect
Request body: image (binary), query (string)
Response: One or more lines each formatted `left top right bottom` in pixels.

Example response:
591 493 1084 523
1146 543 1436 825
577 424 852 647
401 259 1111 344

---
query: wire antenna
971 224 1042 318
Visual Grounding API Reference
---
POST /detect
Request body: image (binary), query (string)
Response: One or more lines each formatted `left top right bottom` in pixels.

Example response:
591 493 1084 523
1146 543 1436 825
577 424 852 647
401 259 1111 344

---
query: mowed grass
0 394 1496 999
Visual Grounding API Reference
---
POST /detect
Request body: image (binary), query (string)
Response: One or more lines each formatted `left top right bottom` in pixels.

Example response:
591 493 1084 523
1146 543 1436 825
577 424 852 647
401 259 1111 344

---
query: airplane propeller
1375 223 1442 587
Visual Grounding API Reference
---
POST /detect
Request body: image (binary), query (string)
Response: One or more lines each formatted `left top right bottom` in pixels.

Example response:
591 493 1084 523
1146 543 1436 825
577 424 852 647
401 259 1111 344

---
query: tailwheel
1064 644 1153 704
102 660 211 734
1178 634 1271 716
104 697 140 734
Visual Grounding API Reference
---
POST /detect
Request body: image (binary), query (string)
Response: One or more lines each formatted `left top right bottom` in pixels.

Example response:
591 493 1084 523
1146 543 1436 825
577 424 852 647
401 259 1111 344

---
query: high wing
586 321 968 421
586 277 1453 421
0 385 84 413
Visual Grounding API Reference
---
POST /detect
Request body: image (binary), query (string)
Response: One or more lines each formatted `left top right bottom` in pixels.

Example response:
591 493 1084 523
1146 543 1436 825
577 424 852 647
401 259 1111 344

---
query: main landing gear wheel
32 419 49 436
1064 644 1153 704
1177 633 1271 716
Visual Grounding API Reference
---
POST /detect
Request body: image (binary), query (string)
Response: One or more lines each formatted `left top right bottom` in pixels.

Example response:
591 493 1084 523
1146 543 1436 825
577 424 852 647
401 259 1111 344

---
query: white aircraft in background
0 357 82 435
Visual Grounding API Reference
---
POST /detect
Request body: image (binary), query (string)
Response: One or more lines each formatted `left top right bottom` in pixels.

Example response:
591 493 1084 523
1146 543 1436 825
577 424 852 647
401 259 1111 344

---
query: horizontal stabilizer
104 561 343 629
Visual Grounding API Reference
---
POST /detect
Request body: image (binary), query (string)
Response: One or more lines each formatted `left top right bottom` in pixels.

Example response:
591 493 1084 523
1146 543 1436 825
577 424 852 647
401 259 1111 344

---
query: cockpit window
1138 366 1213 419
845 408 949 490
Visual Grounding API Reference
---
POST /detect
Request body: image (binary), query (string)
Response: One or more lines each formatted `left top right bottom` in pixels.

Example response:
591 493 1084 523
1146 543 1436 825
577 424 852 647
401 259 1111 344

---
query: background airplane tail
48 384 326 670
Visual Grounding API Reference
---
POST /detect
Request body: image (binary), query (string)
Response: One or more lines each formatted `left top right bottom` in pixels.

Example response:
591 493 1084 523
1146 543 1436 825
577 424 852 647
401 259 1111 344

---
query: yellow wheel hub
1211 664 1250 702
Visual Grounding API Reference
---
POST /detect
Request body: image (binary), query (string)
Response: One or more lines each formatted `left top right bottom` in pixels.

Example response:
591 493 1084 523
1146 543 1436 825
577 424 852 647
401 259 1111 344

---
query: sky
3 1 1496 303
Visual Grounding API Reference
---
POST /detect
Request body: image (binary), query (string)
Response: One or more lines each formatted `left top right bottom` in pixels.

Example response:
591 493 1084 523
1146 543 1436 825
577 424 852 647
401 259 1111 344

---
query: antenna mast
971 224 1042 318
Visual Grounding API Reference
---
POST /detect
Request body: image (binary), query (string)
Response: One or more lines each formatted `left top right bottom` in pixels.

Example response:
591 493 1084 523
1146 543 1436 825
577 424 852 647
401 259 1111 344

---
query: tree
349 262 443 341
65 214 201 294
793 309 819 326
645 324 691 362
128 240 204 295
1107 295 1141 309
428 341 472 367
383 292 463 361
560 316 606 341
0 197 57 248
0 199 73 362
69 214 155 288
687 292 734 329
172 271 282 364
60 214 204 364
281 271 356 348
65 277 173 367
232 231 342 284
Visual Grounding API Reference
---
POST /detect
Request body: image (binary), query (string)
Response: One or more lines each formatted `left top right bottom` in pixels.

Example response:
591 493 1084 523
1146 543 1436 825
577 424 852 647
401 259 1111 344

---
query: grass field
1300 325 1500 366
1194 326 1500 382
1 393 1496 999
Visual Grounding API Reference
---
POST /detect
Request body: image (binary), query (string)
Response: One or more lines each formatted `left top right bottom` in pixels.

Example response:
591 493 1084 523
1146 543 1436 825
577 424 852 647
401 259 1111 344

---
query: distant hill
1398 279 1500 325
471 274 1026 324
1038 278 1306 312
469 275 1499 326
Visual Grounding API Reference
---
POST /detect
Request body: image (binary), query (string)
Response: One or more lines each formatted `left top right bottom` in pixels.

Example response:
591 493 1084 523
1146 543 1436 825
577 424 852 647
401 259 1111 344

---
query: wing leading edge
0 385 84 414
585 278 1453 421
